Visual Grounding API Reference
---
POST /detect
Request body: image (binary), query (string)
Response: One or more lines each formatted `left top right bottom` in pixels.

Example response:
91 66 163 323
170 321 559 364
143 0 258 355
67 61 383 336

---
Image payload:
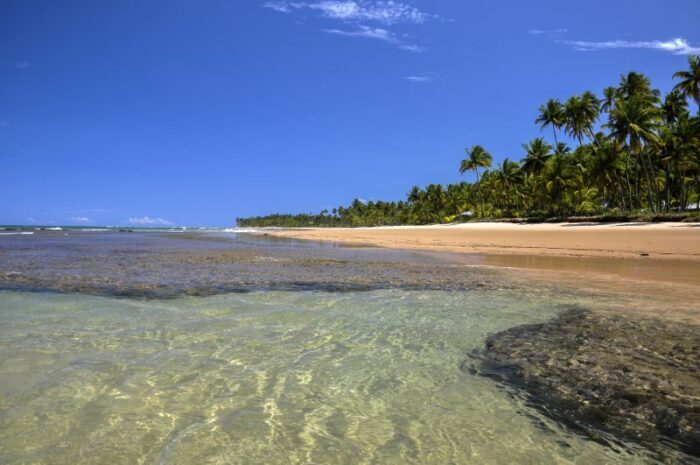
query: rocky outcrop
473 308 700 459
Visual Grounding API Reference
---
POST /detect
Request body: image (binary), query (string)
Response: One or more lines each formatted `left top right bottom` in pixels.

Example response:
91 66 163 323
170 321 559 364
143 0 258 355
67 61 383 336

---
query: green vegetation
237 57 700 228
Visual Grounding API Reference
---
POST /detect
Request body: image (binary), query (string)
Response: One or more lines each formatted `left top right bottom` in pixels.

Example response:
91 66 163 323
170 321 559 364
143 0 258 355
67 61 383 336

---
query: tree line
237 57 700 228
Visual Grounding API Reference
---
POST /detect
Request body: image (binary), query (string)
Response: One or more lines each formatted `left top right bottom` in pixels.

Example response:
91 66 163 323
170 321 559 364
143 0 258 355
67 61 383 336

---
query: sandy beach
265 222 700 260
265 222 700 291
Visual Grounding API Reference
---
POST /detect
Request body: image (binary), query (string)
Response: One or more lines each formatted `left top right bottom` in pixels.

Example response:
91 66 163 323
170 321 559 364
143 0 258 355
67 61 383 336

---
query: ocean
0 230 694 464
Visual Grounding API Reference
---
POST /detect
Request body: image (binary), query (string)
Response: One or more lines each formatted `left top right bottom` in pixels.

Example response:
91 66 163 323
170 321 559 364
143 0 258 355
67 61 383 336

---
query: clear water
0 289 659 465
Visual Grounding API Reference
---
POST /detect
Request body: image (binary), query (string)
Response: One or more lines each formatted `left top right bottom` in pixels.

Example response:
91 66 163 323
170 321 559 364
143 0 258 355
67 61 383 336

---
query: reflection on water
0 290 661 465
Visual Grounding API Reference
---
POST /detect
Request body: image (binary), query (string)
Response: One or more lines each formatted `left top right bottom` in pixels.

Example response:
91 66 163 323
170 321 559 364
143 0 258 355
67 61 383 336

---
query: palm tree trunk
665 167 671 212
624 153 634 211
634 162 641 210
639 152 656 212
645 151 661 211
617 180 626 211
681 169 687 211
475 168 482 217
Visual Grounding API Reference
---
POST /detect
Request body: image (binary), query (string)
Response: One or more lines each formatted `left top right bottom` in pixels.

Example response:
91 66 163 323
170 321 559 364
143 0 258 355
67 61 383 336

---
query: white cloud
263 0 430 52
325 25 395 41
324 25 423 51
403 75 431 82
562 37 699 55
15 61 31 69
128 216 174 226
398 44 425 53
528 29 568 35
264 1 294 12
264 1 435 24
69 216 92 223
265 1 432 52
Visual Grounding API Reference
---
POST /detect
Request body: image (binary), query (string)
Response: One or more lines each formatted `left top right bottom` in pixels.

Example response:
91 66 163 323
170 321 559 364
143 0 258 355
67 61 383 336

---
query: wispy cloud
528 29 568 35
15 61 31 69
323 25 424 51
264 1 436 25
69 216 92 223
264 1 433 52
325 25 395 41
128 216 174 226
0 121 8 128
561 37 700 55
398 44 425 53
403 75 431 82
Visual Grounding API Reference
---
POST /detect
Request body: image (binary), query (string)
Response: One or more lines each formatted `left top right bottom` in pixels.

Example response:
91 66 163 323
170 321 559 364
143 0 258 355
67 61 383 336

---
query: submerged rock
0 231 515 298
474 308 700 459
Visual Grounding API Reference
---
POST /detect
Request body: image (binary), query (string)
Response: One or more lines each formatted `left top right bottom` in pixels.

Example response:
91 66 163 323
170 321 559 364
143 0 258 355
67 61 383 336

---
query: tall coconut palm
535 99 565 144
460 145 493 216
600 87 619 113
618 72 660 103
553 142 572 157
586 138 626 210
564 92 600 146
605 95 663 211
495 159 524 213
671 114 700 210
521 138 553 210
673 55 700 113
581 91 601 142
662 90 689 124
424 184 446 223
407 186 424 204
521 138 552 176
542 153 574 213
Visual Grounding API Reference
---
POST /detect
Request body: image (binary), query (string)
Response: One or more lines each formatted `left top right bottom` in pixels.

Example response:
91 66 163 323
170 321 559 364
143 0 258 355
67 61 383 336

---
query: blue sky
1 0 699 227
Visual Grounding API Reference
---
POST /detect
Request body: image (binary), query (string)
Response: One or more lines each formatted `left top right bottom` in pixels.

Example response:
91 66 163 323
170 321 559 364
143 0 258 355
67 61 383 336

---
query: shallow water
0 289 664 465
0 231 509 296
0 231 695 464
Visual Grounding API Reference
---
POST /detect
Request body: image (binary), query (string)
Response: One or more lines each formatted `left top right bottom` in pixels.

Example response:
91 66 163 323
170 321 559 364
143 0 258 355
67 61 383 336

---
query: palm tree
495 159 524 213
581 91 601 142
586 138 626 210
671 114 700 210
408 186 424 204
673 55 700 113
445 182 473 219
606 95 663 211
460 145 493 216
543 153 574 213
564 92 600 145
240 58 700 227
535 99 565 144
662 90 689 124
600 87 619 113
618 72 660 103
521 138 552 176
553 142 572 157
425 184 446 223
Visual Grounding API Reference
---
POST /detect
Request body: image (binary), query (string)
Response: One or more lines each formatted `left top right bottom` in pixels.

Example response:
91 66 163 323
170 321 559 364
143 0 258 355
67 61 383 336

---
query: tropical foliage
238 57 700 228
